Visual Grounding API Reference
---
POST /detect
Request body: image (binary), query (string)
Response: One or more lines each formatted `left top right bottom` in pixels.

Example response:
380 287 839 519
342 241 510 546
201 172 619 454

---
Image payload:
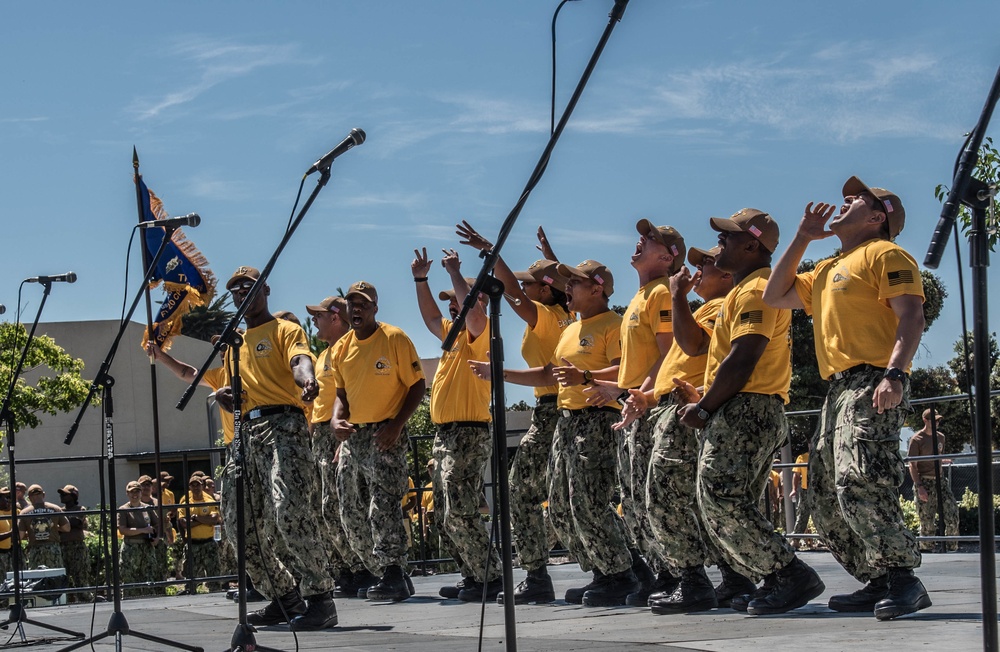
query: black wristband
413 277 428 283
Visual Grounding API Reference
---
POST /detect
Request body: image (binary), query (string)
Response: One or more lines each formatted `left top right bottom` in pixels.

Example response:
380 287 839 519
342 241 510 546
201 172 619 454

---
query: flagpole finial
133 146 139 170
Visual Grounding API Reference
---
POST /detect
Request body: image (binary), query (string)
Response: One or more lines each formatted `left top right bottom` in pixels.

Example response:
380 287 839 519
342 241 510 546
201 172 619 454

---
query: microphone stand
176 165 337 652
59 226 202 652
923 61 1000 652
443 3 629 650
0 281 84 643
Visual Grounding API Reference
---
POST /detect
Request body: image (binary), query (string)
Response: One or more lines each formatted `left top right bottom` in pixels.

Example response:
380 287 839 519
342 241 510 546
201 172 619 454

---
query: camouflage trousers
646 396 714 569
120 540 158 596
915 476 960 550
432 423 501 583
508 398 558 572
337 422 409 573
810 370 920 582
792 487 812 536
60 540 92 600
27 542 64 570
313 421 366 575
697 393 795 582
239 409 334 597
617 410 667 571
0 551 11 579
183 539 223 589
548 409 631 576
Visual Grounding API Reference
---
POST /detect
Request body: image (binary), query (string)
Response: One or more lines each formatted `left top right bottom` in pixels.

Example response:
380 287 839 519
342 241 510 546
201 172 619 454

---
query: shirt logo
579 334 595 350
411 361 422 372
629 311 639 323
739 310 763 325
888 270 914 286
255 339 272 356
659 309 672 323
375 356 391 376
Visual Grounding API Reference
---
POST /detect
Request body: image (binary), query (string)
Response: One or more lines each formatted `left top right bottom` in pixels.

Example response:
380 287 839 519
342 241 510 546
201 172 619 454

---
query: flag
136 175 216 351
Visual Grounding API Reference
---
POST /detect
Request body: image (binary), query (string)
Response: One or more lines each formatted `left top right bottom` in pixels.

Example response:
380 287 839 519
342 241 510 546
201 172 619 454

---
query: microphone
138 213 201 229
0 305 5 315
26 272 77 284
306 128 366 175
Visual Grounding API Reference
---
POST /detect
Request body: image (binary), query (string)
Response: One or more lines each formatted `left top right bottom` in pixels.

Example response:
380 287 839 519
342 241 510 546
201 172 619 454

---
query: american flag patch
740 310 763 325
670 245 679 256
883 199 894 213
748 225 762 237
594 274 605 285
659 310 672 323
888 270 914 286
542 275 554 285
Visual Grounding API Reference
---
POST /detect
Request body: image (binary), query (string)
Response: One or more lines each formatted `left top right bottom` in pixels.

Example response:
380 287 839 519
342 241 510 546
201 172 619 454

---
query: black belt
438 421 489 431
355 418 391 429
0 548 10 554
560 406 620 418
190 538 216 545
831 364 885 381
246 405 304 421
536 395 558 405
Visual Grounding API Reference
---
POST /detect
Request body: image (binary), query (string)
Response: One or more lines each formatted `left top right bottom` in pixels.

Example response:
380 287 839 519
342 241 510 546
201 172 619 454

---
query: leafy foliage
0 322 93 432
180 293 235 343
934 136 1000 250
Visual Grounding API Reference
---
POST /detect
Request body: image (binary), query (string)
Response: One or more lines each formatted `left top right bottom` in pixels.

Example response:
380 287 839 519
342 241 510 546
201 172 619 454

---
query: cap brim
709 217 743 234
843 175 873 199
226 275 256 290
513 271 535 282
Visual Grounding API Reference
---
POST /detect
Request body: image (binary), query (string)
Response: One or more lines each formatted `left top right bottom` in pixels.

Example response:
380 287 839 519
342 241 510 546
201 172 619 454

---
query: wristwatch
582 370 593 385
695 403 711 421
883 367 906 383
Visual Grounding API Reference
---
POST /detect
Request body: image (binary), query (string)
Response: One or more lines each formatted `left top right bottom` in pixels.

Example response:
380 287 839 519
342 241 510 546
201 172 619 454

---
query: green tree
946 330 1000 449
935 136 1000 250
180 294 235 343
0 322 93 433
907 365 969 453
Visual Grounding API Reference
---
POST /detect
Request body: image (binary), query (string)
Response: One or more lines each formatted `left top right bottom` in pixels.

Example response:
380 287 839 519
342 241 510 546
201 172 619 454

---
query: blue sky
2 1 998 405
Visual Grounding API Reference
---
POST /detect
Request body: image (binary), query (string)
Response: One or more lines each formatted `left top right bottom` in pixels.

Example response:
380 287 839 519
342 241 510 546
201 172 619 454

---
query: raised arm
441 248 486 338
764 202 836 309
456 220 540 327
669 267 711 356
412 247 444 338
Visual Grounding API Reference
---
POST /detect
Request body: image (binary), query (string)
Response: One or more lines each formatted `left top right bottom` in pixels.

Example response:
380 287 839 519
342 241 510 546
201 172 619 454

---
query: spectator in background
15 482 28 511
18 484 69 570
118 480 159 597
57 485 93 602
0 488 15 577
177 474 223 592
908 409 959 552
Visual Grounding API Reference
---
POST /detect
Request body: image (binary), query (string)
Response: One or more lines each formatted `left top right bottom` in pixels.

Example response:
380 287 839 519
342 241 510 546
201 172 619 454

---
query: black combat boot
715 562 758 609
346 568 379 599
645 571 682 604
366 565 411 602
730 573 774 612
458 577 504 602
649 566 718 615
439 576 471 599
873 568 931 621
623 549 657 607
582 569 640 607
246 589 307 626
746 558 825 615
565 570 603 604
498 566 556 605
828 574 888 612
289 592 339 631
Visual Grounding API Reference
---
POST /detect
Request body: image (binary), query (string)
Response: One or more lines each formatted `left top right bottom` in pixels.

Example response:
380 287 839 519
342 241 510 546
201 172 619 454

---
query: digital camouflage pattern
810 369 921 581
313 421 367 575
508 400 559 572
120 540 158 597
697 393 795 582
183 540 223 590
646 398 713 569
241 410 334 597
337 422 409 573
60 540 92 600
548 410 631 576
432 423 500 583
914 476 959 550
27 541 63 570
618 413 668 572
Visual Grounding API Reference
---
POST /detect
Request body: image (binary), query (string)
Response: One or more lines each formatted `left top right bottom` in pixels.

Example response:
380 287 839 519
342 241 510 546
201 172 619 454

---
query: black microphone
26 272 77 284
306 128 366 175
0 304 5 315
138 213 201 229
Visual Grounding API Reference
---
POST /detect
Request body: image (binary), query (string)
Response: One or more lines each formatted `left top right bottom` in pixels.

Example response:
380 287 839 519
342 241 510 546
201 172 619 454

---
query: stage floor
2 551 988 651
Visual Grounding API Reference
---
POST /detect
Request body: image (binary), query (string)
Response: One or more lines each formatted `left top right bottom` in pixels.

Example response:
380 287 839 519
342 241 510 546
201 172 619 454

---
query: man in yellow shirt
908 410 959 552
765 176 929 620
412 247 501 602
0 488 15 578
176 474 222 592
333 281 426 602
306 295 374 600
456 221 572 605
679 209 824 616
789 451 811 548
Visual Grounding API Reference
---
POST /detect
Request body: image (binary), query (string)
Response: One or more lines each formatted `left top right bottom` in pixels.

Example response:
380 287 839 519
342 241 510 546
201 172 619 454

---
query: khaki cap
687 245 722 267
438 278 477 301
126 481 142 492
272 310 302 327
921 408 943 421
843 176 905 239
345 281 378 304
635 219 686 273
188 474 204 485
513 259 567 292
556 260 614 298
0 487 10 496
306 296 348 317
137 475 154 485
710 208 780 253
57 485 79 496
225 266 261 290
27 484 44 496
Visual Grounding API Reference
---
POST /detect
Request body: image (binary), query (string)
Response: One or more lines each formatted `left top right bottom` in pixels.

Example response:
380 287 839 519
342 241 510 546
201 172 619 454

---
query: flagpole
133 147 172 580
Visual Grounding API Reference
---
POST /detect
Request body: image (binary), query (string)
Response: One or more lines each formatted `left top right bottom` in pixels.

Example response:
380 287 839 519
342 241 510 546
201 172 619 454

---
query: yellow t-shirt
794 239 925 380
618 278 673 389
0 511 11 550
521 302 574 399
177 493 219 540
430 318 491 424
204 363 236 445
312 345 338 424
331 322 425 424
704 267 791 403
402 477 416 513
241 319 313 410
421 481 434 513
552 310 622 410
653 297 724 400
795 452 809 490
